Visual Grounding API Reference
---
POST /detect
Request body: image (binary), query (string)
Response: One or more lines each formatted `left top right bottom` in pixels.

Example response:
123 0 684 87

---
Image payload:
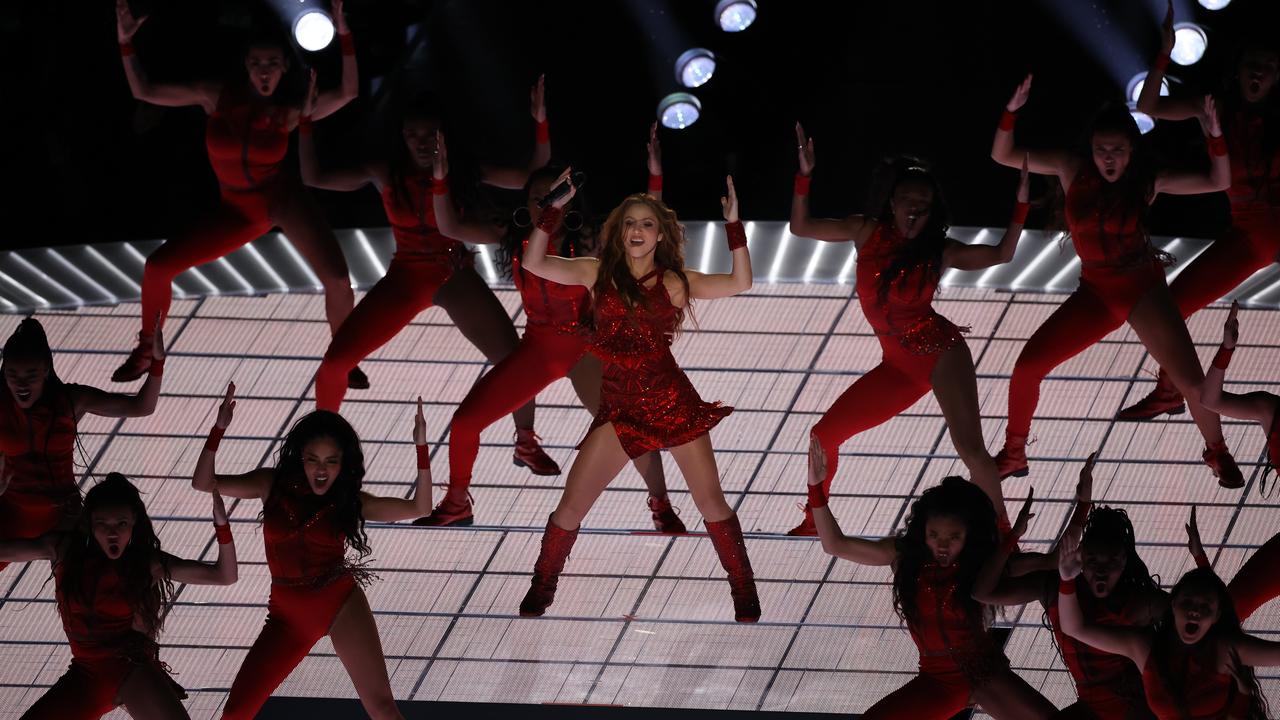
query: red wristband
148 356 165 378
204 425 225 454
794 173 811 196
120 41 136 57
214 523 233 545
1011 201 1030 226
339 32 355 56
416 443 431 470
298 116 313 135
1212 345 1234 370
725 221 747 251
999 110 1017 132
431 175 449 196
1059 577 1077 595
807 482 828 509
647 174 663 193
535 119 550 144
1154 53 1170 75
1207 134 1228 157
536 205 564 234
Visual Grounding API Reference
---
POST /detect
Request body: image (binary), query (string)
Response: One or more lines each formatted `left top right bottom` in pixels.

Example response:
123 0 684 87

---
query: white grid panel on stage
0 281 1277 719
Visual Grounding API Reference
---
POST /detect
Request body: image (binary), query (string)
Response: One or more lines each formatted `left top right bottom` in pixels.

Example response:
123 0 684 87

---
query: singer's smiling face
621 203 662 260
889 180 933 239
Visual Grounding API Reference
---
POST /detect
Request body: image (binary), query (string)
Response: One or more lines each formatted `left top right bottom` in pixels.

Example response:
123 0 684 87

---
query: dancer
515 173 758 621
112 0 363 386
193 384 431 719
1121 5 1280 420
991 78 1242 487
298 82 558 474
0 472 236 719
808 474 1056 718
786 126 1031 535
1 317 164 572
417 127 682 531
1057 521 1280 720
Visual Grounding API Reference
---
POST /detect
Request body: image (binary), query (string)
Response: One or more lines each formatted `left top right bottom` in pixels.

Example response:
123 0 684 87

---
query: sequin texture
859 225 968 358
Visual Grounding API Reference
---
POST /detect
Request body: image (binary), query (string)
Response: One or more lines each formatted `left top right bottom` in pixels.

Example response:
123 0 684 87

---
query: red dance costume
802 224 965 530
1140 641 1236 720
444 233 590 494
315 169 470 410
21 554 182 718
589 268 731 457
861 562 1007 719
221 475 362 719
0 385 82 572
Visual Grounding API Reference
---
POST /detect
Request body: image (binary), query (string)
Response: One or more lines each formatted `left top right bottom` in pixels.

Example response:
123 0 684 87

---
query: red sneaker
412 491 474 527
995 434 1030 480
1117 370 1185 420
1204 441 1244 490
513 428 561 476
785 504 817 537
647 495 688 534
347 365 370 390
111 337 153 383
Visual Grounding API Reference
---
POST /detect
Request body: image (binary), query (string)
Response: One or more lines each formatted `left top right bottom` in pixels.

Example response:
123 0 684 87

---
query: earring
563 210 583 231
512 207 532 228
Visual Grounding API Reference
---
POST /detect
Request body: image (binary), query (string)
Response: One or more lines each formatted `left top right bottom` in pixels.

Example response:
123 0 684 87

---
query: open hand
216 382 236 430
795 122 815 176
1006 74 1033 113
303 68 318 117
1223 300 1239 349
647 122 662 177
1186 504 1207 565
1198 95 1222 138
115 0 148 43
721 175 739 223
530 74 546 123
1058 528 1083 581
1011 488 1036 541
413 396 426 446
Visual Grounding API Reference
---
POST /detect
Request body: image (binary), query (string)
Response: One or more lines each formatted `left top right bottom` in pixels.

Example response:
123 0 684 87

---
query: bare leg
930 343 1007 524
551 422 632 529
328 587 404 720
273 187 355 335
568 352 670 496
666 434 732 523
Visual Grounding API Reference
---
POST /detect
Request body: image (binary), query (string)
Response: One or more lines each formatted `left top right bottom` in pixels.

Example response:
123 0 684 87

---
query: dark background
1 0 1274 250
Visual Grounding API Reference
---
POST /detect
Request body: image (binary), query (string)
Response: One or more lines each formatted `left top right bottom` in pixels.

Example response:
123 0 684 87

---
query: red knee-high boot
705 514 761 623
519 517 580 618
1117 368 1185 420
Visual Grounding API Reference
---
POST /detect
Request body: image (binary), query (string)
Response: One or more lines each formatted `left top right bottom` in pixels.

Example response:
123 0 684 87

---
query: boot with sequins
705 514 761 623
519 516 580 617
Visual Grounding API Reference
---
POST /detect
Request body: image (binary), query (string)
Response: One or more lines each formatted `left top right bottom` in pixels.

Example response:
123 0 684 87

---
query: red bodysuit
589 268 731 458
221 475 362 720
811 223 967 493
314 168 474 411
1141 641 1235 720
0 384 82 569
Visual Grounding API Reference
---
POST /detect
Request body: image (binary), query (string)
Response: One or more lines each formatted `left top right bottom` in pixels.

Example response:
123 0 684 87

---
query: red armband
148 356 165 378
416 443 431 470
998 109 1017 132
1011 201 1030 225
214 523 233 545
1212 345 1234 370
794 173 811 196
807 483 828 509
1154 53 1170 75
1059 577 1077 595
431 175 449 196
1207 134 1228 157
535 119 550 144
725 221 747 251
647 174 663 193
119 41 136 58
298 116 313 135
339 32 355 56
204 425 225 454
536 205 564 234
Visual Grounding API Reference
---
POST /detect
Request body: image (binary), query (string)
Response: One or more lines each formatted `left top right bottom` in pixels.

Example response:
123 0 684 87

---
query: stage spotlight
1197 0 1231 9
1128 104 1155 134
1171 23 1207 66
293 10 335 52
658 93 702 130
715 0 757 32
676 48 716 88
1127 72 1170 105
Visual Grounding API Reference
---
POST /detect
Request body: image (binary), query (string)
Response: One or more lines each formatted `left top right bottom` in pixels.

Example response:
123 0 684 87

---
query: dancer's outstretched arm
163 490 238 585
1200 302 1279 426
191 383 274 499
685 176 752 301
309 0 358 121
115 0 218 112
991 75 1076 183
520 168 599 287
72 319 165 419
788 123 874 244
1155 97 1231 195
362 397 434 522
944 156 1030 270
1136 1 1202 121
974 492 1049 604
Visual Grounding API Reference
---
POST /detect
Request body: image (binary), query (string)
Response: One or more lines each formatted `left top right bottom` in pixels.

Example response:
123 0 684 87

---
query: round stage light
658 93 702 130
1127 72 1170 105
676 48 717 88
1197 0 1231 10
1171 23 1207 66
715 0 758 32
293 10 335 52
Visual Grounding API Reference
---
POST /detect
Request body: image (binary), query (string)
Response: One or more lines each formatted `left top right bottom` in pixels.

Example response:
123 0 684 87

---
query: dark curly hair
268 411 372 560
892 476 998 632
3 317 81 485
1150 568 1269 720
496 164 594 279
865 157 951 306
1080 506 1161 599
57 473 175 637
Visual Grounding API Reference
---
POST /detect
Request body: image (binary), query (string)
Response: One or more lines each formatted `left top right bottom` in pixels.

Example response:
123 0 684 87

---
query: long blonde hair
592 194 693 332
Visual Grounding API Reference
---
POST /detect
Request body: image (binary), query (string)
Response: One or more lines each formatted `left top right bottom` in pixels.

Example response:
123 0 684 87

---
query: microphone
538 171 587 209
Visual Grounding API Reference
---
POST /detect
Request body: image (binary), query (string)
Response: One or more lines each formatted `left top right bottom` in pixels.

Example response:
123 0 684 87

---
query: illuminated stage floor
0 279 1277 718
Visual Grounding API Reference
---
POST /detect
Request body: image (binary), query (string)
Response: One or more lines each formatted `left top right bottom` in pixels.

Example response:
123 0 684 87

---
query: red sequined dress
264 474 370 588
907 561 1007 687
857 223 966 359
588 268 731 458
1141 640 1235 720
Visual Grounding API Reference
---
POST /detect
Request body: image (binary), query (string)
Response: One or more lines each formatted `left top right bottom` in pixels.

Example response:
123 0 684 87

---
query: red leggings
315 255 455 411
861 657 978 720
448 326 587 489
140 185 350 336
1007 264 1166 439
1167 209 1280 320
1229 529 1280 622
221 575 357 719
812 337 941 492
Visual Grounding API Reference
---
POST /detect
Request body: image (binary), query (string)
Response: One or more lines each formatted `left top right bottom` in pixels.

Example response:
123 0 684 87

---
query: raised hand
115 0 148 43
1223 300 1240 349
1076 450 1096 506
216 382 237 430
1186 504 1207 564
150 314 166 362
795 122 815 176
1006 74 1033 113
1199 95 1223 138
303 68 318 117
721 175 739 224
1160 0 1175 56
1058 527 1084 581
546 167 577 209
1011 488 1036 541
530 73 546 123
647 122 662 177
433 130 449 180
413 395 427 446
1017 153 1030 203
332 0 348 34
211 488 229 526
